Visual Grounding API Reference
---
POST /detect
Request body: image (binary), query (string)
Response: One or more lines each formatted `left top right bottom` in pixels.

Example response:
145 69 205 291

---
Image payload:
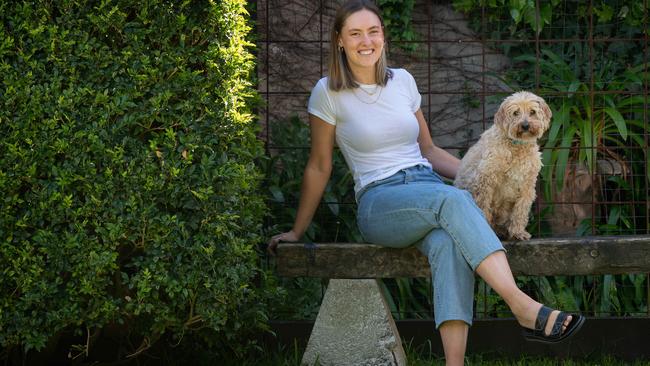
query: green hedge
0 0 272 360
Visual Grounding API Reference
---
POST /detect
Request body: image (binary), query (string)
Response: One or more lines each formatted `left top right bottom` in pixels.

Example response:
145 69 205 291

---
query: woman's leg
358 168 485 365
357 167 574 358
417 229 475 327
418 184 574 334
475 251 572 335
438 321 468 366
417 229 473 366
359 173 571 336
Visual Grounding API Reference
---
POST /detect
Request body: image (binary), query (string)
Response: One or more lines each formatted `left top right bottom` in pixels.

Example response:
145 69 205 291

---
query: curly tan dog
454 91 552 240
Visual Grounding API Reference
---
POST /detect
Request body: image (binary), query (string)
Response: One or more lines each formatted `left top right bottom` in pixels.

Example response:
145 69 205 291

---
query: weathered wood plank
275 235 650 278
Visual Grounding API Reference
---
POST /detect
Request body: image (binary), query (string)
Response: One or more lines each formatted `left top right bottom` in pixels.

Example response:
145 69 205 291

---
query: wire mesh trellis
257 0 649 321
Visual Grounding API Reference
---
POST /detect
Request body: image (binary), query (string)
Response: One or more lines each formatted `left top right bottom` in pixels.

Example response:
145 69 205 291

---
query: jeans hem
435 315 474 329
470 247 506 272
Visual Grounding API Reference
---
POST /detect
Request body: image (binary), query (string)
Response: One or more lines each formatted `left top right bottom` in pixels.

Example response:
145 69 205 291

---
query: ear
537 97 552 122
494 99 508 129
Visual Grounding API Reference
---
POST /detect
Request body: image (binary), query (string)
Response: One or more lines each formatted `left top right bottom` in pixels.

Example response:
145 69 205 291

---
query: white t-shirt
308 68 432 196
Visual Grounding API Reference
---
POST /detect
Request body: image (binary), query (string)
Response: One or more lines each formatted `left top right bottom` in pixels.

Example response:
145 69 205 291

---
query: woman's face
338 9 384 79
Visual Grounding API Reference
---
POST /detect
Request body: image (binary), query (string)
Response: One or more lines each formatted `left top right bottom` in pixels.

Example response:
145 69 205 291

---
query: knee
419 230 454 262
440 188 476 212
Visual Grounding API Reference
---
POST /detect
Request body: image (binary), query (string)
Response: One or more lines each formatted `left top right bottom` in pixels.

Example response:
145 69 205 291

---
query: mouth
358 49 375 56
516 133 536 140
515 128 540 140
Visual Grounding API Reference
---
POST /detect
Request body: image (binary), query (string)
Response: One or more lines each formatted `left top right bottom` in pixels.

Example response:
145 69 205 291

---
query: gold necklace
353 85 383 104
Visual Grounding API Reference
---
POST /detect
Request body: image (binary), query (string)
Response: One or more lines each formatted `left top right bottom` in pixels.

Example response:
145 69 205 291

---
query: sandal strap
534 305 553 332
549 311 569 337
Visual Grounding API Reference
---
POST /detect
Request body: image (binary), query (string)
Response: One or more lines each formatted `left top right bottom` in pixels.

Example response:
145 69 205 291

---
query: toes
544 311 571 336
557 314 572 334
563 315 573 332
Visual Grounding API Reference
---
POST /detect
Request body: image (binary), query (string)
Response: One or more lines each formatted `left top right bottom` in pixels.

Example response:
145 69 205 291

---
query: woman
268 1 585 364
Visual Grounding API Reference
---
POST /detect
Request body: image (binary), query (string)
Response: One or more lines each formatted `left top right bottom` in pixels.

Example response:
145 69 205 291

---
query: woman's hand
267 230 301 255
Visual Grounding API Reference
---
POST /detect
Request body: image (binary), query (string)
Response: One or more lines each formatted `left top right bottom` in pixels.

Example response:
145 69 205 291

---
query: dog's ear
536 97 553 122
494 100 508 128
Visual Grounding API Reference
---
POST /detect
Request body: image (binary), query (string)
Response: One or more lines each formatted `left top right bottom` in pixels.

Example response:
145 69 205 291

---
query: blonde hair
328 0 392 91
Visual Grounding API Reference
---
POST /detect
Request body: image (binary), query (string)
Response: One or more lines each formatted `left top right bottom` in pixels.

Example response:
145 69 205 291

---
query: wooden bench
275 235 650 365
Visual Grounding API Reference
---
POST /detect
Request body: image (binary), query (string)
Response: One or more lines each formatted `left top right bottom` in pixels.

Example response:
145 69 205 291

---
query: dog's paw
509 230 531 241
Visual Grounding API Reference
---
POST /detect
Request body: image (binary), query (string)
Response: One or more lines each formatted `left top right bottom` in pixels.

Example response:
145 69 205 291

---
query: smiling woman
338 10 384 80
328 1 391 90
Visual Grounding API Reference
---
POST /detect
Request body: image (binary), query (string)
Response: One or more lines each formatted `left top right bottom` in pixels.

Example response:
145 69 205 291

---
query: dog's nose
521 119 529 131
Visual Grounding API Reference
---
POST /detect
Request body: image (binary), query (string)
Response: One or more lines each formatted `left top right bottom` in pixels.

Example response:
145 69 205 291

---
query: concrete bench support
302 279 406 366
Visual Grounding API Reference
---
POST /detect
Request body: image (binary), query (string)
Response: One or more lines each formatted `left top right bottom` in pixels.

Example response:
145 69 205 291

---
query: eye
530 110 536 116
513 110 520 116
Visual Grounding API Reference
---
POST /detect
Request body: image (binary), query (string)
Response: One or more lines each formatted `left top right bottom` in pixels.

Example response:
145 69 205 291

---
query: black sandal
522 305 586 344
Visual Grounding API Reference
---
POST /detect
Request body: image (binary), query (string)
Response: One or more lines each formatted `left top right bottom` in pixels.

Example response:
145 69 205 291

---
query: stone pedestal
302 279 406 366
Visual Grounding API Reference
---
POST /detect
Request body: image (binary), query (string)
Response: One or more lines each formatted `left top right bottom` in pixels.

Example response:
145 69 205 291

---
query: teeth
359 50 373 55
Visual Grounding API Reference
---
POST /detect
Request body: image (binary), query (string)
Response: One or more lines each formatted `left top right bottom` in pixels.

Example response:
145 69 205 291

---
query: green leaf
603 107 628 141
541 149 554 200
323 191 339 216
540 3 552 25
546 102 568 145
510 8 522 23
554 126 576 191
269 185 285 203
578 119 593 173
607 206 621 226
594 4 614 23
567 80 581 94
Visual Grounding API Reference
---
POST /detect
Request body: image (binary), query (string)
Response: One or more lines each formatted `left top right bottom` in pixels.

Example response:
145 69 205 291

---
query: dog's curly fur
454 91 552 241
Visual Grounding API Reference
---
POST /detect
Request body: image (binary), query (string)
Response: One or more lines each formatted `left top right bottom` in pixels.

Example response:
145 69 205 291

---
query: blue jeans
356 165 504 328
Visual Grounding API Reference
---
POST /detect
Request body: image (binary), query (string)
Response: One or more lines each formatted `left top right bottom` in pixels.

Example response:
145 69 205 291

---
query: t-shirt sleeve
402 69 422 113
308 79 336 125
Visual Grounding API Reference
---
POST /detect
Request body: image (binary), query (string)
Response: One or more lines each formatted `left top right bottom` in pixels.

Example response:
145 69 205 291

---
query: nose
522 119 529 131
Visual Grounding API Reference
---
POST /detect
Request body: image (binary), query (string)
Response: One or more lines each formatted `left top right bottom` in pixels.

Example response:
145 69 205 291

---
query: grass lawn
218 342 650 366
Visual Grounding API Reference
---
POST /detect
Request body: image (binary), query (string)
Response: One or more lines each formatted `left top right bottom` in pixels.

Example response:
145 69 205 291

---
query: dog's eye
513 110 520 116
530 110 536 116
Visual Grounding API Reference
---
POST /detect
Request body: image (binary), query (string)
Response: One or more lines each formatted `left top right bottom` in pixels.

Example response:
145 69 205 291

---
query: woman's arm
268 114 336 253
415 109 460 180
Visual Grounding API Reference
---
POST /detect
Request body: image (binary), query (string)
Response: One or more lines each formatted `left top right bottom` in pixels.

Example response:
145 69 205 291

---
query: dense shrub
0 0 273 360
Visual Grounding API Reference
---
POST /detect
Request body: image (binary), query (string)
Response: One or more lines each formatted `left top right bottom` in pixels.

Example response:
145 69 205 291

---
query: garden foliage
0 0 272 359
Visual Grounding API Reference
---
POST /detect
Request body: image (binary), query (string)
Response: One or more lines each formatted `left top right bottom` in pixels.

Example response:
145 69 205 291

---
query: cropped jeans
356 164 504 328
